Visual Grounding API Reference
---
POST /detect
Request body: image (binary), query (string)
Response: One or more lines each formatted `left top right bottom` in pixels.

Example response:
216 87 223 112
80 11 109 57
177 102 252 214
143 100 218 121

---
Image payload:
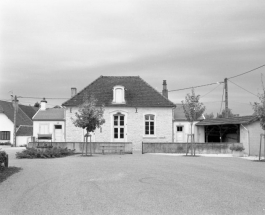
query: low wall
28 142 133 154
142 142 244 154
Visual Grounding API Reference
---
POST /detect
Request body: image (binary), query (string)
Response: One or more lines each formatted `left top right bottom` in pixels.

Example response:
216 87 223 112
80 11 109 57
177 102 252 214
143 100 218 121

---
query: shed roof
16 126 33 136
196 115 258 126
33 108 65 121
62 76 175 108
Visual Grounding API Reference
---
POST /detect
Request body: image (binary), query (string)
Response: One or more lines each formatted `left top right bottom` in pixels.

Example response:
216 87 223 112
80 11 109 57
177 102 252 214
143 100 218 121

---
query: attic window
112 85 125 104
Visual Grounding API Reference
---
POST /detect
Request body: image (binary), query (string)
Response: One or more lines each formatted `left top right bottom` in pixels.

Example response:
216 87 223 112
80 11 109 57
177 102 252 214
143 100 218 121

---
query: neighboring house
33 99 65 142
173 104 204 143
195 115 264 156
62 76 175 151
0 100 38 146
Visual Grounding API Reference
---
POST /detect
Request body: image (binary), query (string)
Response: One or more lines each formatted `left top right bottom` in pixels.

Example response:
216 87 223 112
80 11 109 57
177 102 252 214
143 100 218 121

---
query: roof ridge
139 77 175 107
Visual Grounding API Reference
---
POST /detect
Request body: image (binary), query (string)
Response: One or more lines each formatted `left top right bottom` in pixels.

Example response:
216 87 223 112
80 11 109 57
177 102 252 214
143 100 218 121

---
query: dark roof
174 104 204 121
33 108 65 121
19 105 39 119
16 126 33 136
196 115 258 126
0 100 33 126
62 76 175 107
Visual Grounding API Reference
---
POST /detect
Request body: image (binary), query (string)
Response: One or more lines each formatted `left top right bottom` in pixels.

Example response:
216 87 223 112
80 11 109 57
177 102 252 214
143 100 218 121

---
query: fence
142 142 244 154
28 142 133 154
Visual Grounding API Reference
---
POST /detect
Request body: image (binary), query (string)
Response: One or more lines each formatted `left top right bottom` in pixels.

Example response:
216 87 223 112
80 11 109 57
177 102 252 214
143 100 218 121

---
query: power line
168 82 223 92
201 83 222 98
228 80 258 97
18 96 70 100
228 64 265 79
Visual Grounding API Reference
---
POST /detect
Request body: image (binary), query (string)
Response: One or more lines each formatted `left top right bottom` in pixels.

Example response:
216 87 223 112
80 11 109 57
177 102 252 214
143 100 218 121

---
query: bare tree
182 88 205 156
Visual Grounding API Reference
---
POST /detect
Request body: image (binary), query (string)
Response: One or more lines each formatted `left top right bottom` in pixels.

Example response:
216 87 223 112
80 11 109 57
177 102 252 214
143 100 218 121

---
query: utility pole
224 78 228 118
12 95 18 147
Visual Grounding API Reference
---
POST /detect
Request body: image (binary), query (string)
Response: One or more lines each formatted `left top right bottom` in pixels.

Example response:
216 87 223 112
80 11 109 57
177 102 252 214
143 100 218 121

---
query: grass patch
0 166 22 183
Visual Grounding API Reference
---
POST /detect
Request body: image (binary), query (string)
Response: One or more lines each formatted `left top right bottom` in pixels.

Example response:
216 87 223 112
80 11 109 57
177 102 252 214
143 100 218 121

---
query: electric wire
201 83 222 98
228 80 258 97
227 64 265 79
168 82 223 92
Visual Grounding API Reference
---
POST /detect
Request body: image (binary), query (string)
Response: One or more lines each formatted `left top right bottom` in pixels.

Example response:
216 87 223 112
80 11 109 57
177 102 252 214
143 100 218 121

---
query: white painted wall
240 122 265 156
16 136 31 146
65 106 173 150
173 121 203 142
33 121 65 142
0 113 14 144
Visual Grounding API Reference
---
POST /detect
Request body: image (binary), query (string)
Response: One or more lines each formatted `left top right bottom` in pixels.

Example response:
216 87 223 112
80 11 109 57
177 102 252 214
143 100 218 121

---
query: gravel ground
0 147 265 215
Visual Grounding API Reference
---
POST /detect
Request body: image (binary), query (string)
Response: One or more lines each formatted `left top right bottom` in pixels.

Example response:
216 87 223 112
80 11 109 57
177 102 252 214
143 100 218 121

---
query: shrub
0 142 11 146
229 145 245 152
0 151 7 164
16 147 75 159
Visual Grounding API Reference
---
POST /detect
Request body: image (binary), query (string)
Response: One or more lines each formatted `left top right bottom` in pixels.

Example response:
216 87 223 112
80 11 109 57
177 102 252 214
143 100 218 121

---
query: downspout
172 107 176 142
241 124 250 156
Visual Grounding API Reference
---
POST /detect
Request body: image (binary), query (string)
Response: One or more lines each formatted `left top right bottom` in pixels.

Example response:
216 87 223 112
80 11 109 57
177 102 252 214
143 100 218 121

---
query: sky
1 0 265 116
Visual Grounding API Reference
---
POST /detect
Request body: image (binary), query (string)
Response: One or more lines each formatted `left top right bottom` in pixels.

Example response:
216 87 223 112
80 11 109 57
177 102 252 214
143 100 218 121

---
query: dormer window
112 85 125 104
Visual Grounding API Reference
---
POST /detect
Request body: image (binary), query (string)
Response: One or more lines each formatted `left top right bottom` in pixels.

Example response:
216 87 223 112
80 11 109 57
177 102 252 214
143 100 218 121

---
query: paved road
0 148 265 215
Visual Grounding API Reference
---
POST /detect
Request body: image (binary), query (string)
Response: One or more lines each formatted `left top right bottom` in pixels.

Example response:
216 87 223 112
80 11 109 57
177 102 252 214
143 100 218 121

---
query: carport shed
196 115 264 156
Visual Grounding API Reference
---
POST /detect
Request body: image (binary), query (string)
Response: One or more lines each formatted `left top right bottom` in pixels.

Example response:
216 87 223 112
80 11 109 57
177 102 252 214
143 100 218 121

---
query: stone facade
65 106 174 151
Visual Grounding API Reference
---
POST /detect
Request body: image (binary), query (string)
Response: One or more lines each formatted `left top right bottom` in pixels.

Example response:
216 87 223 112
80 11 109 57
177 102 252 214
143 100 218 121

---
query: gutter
241 124 250 156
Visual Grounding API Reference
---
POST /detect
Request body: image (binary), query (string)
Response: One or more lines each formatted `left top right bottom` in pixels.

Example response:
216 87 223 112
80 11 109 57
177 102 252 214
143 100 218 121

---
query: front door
54 125 62 142
176 126 184 142
113 114 125 142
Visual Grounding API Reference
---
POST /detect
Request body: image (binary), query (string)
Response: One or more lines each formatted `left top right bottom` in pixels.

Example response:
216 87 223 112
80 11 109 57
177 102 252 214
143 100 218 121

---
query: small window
112 85 125 104
0 131 10 140
177 126 183 132
145 114 155 135
55 125 62 129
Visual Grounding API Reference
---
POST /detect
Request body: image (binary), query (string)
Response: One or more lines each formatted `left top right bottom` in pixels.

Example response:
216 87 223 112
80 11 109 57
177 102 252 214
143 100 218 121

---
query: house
32 99 65 142
173 104 204 143
0 100 38 146
62 76 176 151
195 115 264 156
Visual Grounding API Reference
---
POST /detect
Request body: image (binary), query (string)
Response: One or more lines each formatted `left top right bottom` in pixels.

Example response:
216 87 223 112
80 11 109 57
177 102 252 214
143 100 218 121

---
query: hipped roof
62 76 175 108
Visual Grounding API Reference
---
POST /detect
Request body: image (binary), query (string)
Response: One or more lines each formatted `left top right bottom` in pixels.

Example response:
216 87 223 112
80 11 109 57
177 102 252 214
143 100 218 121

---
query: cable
18 96 69 100
228 80 258 97
168 81 223 92
201 83 222 98
228 64 265 79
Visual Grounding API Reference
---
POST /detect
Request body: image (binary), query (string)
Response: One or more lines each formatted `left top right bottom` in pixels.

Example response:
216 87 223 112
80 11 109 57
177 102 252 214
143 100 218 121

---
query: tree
34 102 40 108
217 108 234 118
72 96 105 155
204 112 214 119
182 88 205 156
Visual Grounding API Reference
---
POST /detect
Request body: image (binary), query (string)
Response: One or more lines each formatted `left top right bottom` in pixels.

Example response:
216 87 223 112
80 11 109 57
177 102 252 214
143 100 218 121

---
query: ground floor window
114 114 125 139
145 114 155 135
0 131 10 140
177 126 183 132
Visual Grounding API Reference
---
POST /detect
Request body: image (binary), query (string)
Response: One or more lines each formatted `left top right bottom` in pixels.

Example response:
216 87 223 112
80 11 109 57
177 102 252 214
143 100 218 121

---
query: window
177 126 183 132
112 86 125 104
55 125 62 129
145 114 155 135
39 124 49 134
0 131 10 140
113 114 125 139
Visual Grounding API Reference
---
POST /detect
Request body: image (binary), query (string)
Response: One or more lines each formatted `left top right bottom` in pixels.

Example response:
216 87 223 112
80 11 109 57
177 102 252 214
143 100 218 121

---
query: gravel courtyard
0 148 265 215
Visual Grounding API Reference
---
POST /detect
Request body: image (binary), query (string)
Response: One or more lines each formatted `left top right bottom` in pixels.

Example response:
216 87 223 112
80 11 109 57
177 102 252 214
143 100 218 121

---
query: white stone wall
16 136 31 146
65 106 174 150
0 113 14 144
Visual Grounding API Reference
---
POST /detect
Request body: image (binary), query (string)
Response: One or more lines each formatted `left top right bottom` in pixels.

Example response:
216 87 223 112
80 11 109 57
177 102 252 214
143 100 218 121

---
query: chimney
71 87 77 98
40 98 47 111
162 80 168 99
